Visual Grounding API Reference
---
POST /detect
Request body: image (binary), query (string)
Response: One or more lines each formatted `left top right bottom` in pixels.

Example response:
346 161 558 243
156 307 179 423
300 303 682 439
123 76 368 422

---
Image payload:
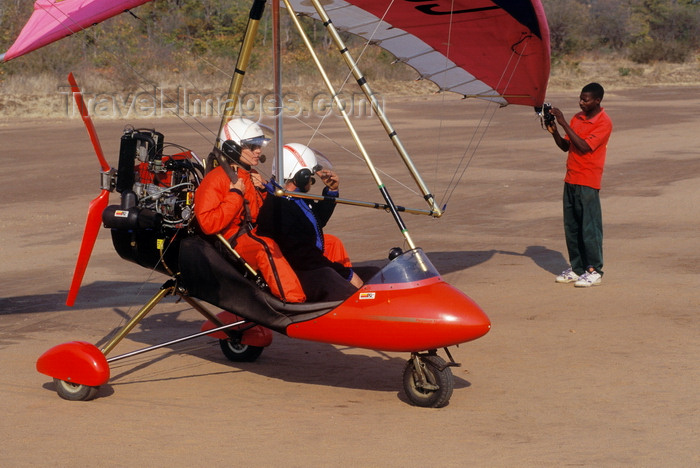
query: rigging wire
13 0 538 205
432 0 455 207
439 101 499 206
19 4 537 204
281 0 424 197
438 34 533 209
13 1 540 216
286 1 532 214
290 114 422 197
35 1 234 147
282 1 388 157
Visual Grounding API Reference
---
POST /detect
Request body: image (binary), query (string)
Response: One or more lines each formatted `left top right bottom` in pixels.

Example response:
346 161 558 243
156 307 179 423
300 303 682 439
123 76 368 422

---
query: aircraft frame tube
281 0 416 250
106 320 246 364
216 0 267 145
100 284 175 355
273 1 284 182
275 189 438 216
309 0 443 218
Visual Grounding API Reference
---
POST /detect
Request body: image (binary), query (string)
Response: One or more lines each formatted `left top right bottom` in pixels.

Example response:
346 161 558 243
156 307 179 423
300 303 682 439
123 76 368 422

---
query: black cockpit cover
178 236 339 334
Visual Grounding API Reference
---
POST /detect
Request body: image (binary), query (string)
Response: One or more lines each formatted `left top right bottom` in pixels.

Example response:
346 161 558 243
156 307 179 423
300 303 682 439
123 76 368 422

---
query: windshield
365 248 439 285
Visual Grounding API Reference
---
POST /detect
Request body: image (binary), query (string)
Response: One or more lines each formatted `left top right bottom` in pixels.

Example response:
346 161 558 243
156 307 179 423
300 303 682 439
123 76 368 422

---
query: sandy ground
0 85 698 467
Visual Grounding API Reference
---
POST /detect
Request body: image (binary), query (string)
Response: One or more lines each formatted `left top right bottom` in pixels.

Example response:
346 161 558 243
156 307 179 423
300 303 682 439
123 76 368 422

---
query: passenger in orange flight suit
195 118 306 302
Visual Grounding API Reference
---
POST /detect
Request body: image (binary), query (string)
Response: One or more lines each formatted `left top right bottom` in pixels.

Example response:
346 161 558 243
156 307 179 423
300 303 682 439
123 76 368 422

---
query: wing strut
281 0 417 250
207 0 266 183
308 0 443 218
215 0 267 152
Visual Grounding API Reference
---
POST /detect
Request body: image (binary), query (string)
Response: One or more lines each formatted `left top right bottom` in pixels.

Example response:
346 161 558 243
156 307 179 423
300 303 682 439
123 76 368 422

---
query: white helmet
272 143 332 189
220 117 271 149
281 143 319 181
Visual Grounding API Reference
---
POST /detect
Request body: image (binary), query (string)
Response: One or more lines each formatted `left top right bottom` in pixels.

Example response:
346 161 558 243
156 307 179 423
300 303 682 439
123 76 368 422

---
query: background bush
544 0 700 62
0 0 698 90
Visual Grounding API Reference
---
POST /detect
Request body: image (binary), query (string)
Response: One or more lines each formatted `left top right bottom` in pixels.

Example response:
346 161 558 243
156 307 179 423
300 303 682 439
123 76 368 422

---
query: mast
216 0 267 149
273 1 284 182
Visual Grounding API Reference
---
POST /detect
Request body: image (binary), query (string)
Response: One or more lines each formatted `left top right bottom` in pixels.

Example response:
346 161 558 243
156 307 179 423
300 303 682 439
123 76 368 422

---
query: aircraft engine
102 127 204 273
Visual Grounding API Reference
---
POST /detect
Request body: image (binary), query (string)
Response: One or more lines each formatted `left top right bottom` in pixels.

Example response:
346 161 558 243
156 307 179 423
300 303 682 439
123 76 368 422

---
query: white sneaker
574 270 602 288
555 268 579 283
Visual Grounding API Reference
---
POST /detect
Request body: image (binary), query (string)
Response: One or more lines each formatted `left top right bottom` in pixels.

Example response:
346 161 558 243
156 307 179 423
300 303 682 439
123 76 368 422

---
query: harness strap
244 230 288 302
228 179 288 302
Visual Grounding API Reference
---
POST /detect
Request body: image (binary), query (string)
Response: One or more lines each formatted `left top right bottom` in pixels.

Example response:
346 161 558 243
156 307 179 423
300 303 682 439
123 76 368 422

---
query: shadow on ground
426 245 568 276
1 245 567 316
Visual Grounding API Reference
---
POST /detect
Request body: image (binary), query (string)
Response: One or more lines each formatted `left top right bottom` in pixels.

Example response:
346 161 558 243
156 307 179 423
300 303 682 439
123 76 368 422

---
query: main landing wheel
403 354 454 408
53 378 100 401
219 339 264 362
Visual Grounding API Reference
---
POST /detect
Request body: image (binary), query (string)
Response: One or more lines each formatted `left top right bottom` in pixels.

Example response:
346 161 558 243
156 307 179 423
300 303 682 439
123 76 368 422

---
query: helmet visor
312 150 333 173
240 135 271 150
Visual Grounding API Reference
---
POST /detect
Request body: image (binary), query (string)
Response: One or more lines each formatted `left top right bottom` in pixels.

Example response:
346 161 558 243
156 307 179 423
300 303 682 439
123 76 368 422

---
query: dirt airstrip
0 85 698 466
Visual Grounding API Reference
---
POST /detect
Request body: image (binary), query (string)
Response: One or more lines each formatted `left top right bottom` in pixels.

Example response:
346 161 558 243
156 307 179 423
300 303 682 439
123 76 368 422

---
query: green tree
542 0 592 57
588 0 634 50
629 0 700 62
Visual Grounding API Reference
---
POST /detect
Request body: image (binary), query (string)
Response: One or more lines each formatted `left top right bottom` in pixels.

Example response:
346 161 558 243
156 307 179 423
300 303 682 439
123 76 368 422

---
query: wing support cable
305 0 443 219
27 0 259 152
439 36 532 208
281 0 417 251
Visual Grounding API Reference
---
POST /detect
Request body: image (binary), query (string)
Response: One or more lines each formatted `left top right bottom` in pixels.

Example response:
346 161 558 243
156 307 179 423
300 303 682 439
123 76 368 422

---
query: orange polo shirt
564 108 613 190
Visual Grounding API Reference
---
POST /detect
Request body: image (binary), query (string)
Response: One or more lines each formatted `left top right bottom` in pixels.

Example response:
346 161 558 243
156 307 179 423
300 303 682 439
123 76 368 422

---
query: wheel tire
54 378 100 401
219 339 264 362
402 355 454 408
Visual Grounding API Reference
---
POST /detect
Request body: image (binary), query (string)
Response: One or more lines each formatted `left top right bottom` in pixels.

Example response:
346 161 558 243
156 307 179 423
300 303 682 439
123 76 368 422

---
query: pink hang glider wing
1 0 152 62
287 0 550 107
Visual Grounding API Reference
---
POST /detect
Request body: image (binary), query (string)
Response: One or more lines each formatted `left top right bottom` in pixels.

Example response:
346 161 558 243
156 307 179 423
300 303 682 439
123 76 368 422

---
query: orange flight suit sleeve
194 166 244 238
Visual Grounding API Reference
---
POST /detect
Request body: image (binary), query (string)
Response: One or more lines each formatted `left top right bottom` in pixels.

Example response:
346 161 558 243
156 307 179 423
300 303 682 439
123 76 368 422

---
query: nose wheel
402 352 455 408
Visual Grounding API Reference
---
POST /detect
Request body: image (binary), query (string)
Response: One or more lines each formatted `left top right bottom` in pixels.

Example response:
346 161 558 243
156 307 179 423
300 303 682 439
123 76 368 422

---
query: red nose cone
36 341 109 386
288 278 490 352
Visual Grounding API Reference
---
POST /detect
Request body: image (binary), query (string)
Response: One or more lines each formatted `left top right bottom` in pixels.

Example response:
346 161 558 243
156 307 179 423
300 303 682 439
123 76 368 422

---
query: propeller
66 72 112 306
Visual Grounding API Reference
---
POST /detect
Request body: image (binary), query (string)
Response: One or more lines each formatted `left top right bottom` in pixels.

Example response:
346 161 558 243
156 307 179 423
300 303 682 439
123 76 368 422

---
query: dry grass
1 54 698 121
548 53 700 92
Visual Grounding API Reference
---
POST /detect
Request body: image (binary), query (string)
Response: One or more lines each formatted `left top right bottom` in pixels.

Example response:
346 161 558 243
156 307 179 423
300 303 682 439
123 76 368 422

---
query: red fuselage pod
286 249 490 352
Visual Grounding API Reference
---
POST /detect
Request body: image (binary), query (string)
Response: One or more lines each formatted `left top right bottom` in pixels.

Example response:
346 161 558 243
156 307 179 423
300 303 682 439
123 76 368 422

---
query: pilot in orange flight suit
195 118 306 303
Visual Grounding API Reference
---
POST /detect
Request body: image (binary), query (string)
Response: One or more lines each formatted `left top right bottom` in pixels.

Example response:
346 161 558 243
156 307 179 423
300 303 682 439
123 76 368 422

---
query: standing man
547 82 613 287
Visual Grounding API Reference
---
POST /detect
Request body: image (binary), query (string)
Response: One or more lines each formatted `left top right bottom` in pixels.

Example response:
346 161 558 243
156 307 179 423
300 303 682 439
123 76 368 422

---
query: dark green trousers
563 183 603 276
